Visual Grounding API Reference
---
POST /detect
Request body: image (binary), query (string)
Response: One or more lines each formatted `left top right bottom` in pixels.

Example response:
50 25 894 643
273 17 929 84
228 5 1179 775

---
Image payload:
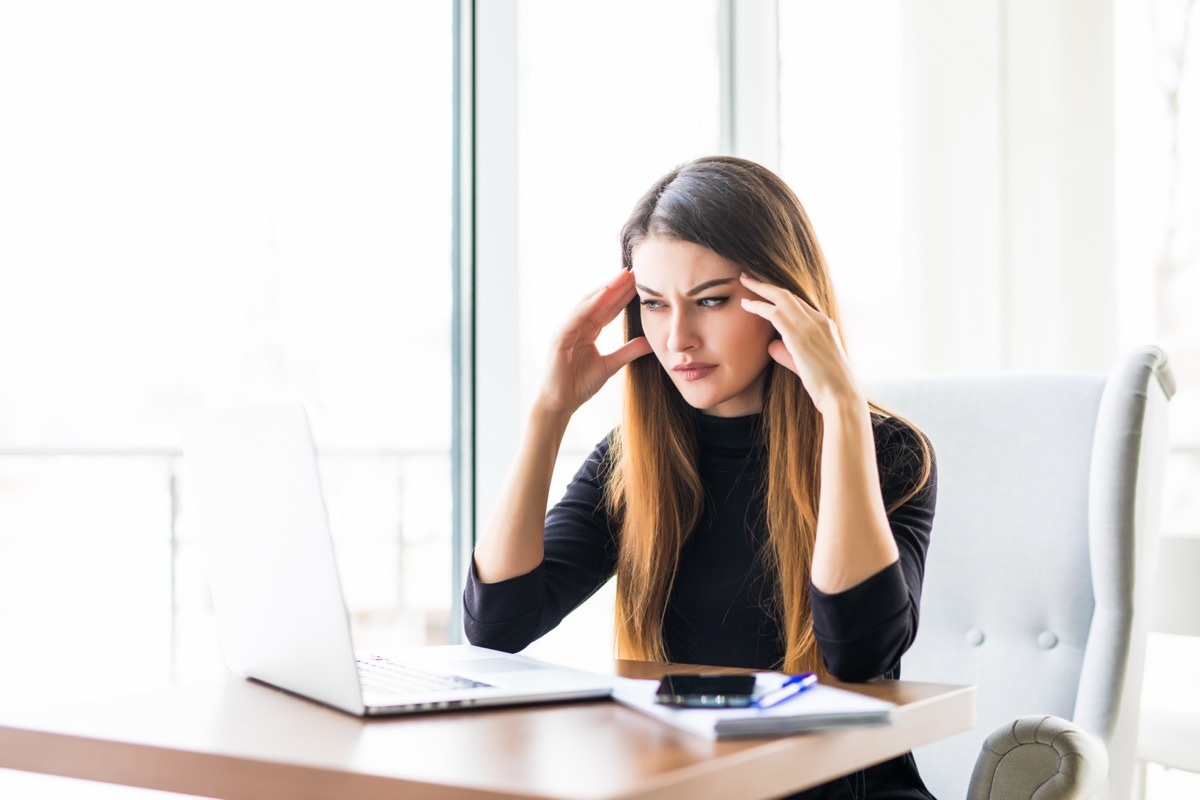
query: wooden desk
0 662 975 800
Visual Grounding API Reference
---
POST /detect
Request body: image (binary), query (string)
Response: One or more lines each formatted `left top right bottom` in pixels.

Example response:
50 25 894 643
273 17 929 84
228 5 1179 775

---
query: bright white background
0 1 1198 797
0 0 456 722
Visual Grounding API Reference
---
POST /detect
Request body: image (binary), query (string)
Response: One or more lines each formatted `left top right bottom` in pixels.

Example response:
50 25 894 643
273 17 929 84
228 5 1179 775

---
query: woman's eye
698 296 728 309
640 298 664 310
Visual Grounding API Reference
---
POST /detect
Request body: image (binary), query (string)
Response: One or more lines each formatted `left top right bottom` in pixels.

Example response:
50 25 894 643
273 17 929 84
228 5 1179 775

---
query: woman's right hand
535 269 653 417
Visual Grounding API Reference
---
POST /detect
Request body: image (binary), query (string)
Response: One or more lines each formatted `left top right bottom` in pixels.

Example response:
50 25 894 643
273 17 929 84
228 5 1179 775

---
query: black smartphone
654 674 757 708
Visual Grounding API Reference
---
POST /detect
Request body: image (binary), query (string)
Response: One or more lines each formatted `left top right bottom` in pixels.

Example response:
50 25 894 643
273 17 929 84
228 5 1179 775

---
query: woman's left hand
738 273 865 415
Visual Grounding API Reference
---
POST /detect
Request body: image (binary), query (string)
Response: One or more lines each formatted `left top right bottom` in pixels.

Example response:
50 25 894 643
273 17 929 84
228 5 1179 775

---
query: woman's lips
673 363 717 381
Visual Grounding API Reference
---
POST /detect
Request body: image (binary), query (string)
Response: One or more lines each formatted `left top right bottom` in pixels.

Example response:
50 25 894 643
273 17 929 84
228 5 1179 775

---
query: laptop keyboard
356 655 492 695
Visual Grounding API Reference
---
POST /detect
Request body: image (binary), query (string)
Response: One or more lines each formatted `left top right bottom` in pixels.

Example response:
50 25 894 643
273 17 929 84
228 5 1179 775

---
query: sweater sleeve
462 437 620 653
810 416 937 682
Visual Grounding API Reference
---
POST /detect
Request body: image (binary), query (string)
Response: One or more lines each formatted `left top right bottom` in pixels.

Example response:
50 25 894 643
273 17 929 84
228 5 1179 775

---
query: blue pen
753 672 818 709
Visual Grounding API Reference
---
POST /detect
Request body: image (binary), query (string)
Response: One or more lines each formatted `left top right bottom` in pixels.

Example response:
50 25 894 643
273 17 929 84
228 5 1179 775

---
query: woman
464 156 936 799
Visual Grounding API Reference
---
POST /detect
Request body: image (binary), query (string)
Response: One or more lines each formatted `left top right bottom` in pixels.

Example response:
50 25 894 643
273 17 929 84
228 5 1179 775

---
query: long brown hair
606 156 931 673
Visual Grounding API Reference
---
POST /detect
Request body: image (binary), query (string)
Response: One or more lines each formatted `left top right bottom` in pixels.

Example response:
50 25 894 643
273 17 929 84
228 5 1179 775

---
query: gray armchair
871 346 1174 800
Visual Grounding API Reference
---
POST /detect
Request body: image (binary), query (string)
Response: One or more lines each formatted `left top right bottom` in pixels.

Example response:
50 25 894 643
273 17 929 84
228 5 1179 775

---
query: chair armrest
968 715 1108 800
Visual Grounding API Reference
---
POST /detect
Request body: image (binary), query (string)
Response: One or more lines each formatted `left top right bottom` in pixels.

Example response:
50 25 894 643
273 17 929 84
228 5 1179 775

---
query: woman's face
631 237 777 417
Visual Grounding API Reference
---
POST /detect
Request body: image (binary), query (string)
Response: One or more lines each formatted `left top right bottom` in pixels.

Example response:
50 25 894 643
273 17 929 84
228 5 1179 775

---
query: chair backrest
869 346 1174 800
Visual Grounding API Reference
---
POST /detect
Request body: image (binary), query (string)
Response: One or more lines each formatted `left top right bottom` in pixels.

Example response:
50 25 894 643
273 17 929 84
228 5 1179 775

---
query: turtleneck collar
692 409 762 455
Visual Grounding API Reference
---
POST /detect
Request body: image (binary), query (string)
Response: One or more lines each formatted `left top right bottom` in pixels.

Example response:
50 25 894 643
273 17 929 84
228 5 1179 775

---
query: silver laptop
180 403 612 717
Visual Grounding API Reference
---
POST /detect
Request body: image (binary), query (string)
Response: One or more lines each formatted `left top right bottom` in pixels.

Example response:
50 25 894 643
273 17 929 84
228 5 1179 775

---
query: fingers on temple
739 273 815 313
584 271 636 324
740 297 777 318
738 272 774 291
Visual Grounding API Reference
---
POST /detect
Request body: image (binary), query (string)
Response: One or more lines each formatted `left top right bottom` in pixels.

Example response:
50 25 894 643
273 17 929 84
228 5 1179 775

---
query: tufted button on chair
870 346 1174 800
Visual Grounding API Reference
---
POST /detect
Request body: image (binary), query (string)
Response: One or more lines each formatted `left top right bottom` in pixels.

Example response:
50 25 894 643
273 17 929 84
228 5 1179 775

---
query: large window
512 0 722 666
778 6 1200 799
0 0 456 725
777 0 911 379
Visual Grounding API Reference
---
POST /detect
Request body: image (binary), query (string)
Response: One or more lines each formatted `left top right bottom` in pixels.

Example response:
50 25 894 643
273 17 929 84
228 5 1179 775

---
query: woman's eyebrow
686 278 736 296
635 277 737 297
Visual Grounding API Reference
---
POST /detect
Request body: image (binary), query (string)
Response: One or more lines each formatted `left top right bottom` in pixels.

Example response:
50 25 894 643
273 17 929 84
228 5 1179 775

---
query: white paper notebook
612 673 895 739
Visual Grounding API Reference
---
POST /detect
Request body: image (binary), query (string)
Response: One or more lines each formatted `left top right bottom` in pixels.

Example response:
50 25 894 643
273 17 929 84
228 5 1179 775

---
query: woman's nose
666 310 699 352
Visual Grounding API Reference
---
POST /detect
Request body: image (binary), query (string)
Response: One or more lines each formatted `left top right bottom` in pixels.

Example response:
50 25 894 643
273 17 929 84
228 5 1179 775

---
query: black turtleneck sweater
463 412 938 799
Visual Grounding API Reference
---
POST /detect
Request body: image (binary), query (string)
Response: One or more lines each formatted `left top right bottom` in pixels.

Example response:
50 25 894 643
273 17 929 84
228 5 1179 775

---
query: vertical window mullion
467 0 521 603
725 0 781 171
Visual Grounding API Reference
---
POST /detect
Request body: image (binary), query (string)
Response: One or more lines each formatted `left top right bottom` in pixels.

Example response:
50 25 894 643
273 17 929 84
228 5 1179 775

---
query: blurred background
0 1 1196 796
